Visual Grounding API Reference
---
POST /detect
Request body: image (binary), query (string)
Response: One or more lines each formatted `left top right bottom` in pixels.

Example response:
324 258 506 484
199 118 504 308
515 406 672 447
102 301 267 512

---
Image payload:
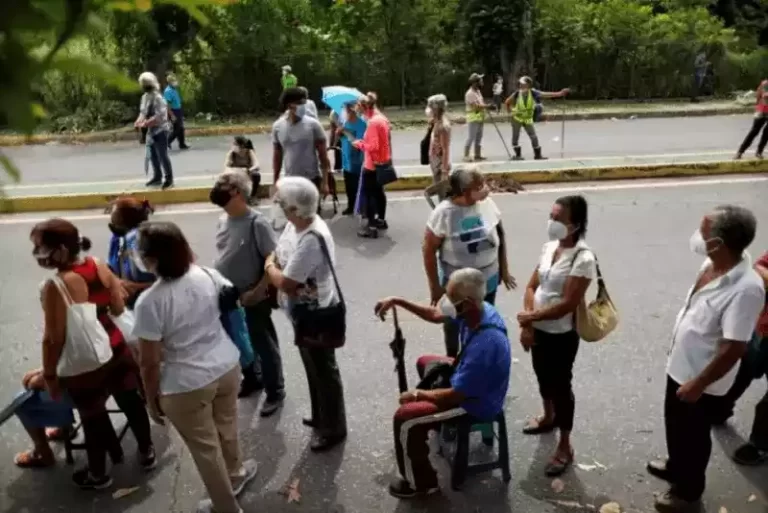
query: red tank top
70 257 124 348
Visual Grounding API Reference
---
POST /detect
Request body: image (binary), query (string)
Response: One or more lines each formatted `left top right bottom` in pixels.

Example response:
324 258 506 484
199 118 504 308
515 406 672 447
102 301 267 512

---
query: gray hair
216 170 252 199
275 176 318 219
138 71 159 90
449 165 484 196
448 268 487 306
427 94 448 112
710 205 757 254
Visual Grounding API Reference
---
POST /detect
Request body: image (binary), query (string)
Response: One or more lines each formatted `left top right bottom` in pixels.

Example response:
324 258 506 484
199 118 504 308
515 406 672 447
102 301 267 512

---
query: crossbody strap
305 231 345 308
51 275 74 306
571 248 607 296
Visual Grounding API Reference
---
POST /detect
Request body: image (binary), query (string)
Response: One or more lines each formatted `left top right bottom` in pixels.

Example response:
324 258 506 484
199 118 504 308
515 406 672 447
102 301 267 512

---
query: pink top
757 80 768 114
353 113 391 170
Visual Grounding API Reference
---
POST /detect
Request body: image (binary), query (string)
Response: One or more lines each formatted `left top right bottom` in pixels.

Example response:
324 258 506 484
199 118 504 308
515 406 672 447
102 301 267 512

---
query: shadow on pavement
329 216 397 261
713 425 768 501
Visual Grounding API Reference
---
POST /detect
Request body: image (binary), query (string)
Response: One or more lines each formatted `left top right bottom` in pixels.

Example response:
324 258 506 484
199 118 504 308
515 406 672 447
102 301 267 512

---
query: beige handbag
576 257 619 342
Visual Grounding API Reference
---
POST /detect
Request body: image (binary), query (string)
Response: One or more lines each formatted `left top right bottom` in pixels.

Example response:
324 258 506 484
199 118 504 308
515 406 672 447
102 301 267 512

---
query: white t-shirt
275 216 339 316
427 198 501 293
132 265 240 395
667 255 765 396
533 239 597 334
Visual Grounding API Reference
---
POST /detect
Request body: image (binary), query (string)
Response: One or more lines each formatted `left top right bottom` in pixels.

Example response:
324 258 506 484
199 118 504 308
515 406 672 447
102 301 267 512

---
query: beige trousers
160 366 242 513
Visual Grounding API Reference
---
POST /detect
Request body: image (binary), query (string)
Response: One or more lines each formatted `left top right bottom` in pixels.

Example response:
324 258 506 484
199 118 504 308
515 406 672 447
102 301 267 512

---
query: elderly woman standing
265 176 348 452
133 222 257 513
422 166 516 357
134 72 174 189
426 94 451 201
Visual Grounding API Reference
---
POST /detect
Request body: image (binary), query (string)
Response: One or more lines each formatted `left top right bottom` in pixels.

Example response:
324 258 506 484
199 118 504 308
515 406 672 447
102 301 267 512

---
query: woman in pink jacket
353 92 392 238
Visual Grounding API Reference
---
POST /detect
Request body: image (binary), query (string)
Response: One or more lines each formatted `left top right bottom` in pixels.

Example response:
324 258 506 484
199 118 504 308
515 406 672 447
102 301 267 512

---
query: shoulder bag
51 275 113 378
571 249 619 342
420 124 433 165
290 231 346 349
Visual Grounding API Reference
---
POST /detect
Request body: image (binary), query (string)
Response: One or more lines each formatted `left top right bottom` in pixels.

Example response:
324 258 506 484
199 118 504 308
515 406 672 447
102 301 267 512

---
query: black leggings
531 329 580 432
343 172 360 211
362 170 387 222
738 115 768 155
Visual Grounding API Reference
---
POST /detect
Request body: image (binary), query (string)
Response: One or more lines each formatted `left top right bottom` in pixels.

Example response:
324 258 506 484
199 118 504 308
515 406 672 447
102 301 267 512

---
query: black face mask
209 186 233 208
143 85 155 93
109 223 128 237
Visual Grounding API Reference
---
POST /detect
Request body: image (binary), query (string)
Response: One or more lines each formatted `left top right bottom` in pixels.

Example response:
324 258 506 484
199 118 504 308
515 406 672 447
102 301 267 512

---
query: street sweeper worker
505 76 569 161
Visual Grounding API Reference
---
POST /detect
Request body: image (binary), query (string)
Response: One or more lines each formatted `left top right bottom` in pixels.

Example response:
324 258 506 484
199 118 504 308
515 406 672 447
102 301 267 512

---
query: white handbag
51 276 113 377
110 310 139 346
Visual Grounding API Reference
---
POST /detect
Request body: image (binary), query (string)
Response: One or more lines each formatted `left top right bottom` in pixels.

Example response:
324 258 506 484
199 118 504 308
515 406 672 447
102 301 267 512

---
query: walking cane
388 307 408 394
485 110 514 161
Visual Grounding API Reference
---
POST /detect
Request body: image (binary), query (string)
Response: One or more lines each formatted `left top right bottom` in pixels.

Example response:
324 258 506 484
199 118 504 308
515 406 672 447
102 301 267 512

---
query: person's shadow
713 424 768 500
328 216 397 261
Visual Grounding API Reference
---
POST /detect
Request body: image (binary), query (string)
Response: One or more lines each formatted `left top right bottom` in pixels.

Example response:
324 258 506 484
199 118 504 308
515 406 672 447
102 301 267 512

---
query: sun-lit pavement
0 176 767 513
0 114 756 192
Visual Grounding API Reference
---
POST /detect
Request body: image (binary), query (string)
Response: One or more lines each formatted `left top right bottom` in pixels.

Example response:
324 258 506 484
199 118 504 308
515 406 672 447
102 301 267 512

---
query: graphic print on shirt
455 215 497 256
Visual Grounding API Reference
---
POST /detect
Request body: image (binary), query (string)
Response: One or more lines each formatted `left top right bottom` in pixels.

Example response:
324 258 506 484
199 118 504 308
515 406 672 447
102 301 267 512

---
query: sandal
14 449 55 468
522 417 556 435
545 450 574 477
46 426 76 442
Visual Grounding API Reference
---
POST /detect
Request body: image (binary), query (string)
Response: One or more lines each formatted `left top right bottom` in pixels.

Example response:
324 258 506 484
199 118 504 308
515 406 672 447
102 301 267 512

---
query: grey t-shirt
272 115 326 179
214 209 277 291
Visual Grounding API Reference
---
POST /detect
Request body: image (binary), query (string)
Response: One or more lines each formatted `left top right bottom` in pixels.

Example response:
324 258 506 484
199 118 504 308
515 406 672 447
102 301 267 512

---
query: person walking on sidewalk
735 78 768 160
463 73 489 162
646 205 764 513
732 250 768 467
133 221 258 513
164 73 190 151
505 76 569 161
134 72 174 189
211 170 286 414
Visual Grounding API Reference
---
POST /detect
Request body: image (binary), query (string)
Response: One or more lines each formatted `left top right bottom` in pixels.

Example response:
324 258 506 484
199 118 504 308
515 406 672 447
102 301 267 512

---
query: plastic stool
439 411 511 490
64 409 130 465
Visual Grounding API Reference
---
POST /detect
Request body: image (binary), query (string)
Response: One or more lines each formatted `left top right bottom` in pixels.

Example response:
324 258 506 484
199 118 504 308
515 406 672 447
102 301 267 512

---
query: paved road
0 176 767 513
1 114 756 190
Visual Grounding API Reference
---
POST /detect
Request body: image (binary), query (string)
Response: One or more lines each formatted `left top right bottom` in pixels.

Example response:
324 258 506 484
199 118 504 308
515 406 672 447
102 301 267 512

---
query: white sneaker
231 459 258 497
196 498 243 513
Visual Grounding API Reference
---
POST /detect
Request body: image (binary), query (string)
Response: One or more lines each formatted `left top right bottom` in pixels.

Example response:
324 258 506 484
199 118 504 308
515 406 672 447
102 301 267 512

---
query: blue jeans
148 130 173 183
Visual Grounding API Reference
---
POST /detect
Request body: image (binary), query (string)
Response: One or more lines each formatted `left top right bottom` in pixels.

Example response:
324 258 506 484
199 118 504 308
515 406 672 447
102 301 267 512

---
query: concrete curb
0 105 752 147
2 159 766 214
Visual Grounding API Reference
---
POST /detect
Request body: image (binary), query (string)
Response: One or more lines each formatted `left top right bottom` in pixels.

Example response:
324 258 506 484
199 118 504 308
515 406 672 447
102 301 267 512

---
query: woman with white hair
134 71 174 189
423 165 516 357
264 176 348 452
425 94 451 201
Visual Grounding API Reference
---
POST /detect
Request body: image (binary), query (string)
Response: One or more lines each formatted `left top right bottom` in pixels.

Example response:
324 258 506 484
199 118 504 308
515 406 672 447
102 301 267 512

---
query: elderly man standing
464 73 488 162
164 73 190 151
374 268 511 499
647 205 765 513
210 171 285 415
134 71 174 189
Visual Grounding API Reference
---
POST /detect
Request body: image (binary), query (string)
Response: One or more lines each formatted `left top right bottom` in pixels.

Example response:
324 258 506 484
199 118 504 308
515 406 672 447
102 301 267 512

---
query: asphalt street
0 176 767 513
1 114 756 191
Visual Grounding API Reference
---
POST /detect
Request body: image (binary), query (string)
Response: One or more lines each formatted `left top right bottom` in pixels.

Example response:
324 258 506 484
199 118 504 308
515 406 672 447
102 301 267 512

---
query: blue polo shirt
340 117 367 174
450 303 511 420
164 85 182 110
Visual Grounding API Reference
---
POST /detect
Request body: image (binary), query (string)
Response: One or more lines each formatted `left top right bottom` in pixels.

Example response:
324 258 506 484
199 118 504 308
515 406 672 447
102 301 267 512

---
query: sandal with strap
14 450 55 469
46 426 76 442
545 450 574 477
522 417 556 435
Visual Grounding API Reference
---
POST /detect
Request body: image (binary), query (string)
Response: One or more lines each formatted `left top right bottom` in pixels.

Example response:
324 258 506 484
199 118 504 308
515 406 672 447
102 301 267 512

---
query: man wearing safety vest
464 73 491 162
281 65 298 90
505 76 569 160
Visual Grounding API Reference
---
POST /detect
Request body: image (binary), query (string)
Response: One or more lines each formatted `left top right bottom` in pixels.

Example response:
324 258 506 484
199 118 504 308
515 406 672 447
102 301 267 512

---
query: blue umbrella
322 86 363 117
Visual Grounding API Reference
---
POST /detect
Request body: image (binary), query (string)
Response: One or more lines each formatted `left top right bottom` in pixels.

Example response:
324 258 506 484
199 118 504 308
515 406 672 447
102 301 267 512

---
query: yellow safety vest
513 91 535 125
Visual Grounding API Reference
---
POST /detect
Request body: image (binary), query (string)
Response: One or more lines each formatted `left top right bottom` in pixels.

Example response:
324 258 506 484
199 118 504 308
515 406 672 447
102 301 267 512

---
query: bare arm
538 88 569 99
422 228 444 303
420 388 465 408
694 340 748 390
755 262 768 287
315 138 331 186
41 281 67 379
96 260 125 316
526 275 590 322
497 222 510 279
139 339 163 414
272 143 283 183
377 296 445 324
264 260 302 297
439 127 451 172
523 268 540 312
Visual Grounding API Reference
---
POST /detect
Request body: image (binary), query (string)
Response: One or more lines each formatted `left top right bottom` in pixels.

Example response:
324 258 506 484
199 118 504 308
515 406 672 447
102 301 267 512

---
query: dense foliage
4 0 768 137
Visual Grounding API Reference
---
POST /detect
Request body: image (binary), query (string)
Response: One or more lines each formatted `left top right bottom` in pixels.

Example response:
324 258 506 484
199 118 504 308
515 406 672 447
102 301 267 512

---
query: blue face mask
295 104 307 118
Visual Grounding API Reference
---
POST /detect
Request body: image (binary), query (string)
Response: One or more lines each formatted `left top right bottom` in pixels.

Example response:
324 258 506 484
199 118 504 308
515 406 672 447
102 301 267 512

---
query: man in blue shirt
335 102 367 215
374 268 511 499
164 73 190 150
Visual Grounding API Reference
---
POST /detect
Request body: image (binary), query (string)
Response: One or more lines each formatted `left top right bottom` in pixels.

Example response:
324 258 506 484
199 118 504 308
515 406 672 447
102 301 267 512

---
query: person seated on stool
374 268 511 499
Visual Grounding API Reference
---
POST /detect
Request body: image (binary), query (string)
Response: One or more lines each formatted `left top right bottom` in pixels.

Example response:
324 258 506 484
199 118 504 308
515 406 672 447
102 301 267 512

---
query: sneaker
180 145 191 150
654 490 701 513
310 433 347 452
260 393 285 418
72 468 113 490
146 179 162 187
374 219 389 231
357 226 379 238
161 181 174 190
733 443 768 466
231 459 258 496
646 459 673 482
196 498 243 513
388 477 439 499
139 446 157 471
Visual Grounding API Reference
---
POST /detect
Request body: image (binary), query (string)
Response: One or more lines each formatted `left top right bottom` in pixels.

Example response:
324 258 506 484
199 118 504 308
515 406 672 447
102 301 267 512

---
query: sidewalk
0 98 751 147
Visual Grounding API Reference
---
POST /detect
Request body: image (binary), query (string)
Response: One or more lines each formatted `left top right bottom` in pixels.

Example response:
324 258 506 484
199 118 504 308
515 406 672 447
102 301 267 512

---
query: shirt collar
699 252 752 288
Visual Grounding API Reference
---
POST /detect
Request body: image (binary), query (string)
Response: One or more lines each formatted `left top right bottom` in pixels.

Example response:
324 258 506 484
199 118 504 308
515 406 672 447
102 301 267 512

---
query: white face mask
547 220 569 241
438 295 458 319
689 229 721 256
294 104 306 118
425 106 433 117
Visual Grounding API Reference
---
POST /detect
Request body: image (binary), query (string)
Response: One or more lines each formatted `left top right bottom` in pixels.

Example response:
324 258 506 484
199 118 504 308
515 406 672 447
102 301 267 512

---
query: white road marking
0 175 764 226
3 150 736 191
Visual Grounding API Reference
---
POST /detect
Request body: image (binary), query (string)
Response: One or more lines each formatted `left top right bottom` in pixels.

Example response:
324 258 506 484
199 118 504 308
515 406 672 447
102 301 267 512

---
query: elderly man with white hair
134 71 174 189
210 171 285 413
374 268 511 499
264 176 348 452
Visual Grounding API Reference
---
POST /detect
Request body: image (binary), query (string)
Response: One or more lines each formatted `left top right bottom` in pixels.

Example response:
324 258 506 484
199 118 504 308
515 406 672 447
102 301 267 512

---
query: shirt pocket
688 300 722 334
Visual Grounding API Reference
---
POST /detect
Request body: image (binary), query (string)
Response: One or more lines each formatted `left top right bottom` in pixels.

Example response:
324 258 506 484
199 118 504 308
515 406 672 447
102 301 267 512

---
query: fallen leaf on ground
748 494 757 503
599 502 621 513
551 478 565 493
279 478 301 504
577 463 598 471
718 507 727 513
112 487 140 499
